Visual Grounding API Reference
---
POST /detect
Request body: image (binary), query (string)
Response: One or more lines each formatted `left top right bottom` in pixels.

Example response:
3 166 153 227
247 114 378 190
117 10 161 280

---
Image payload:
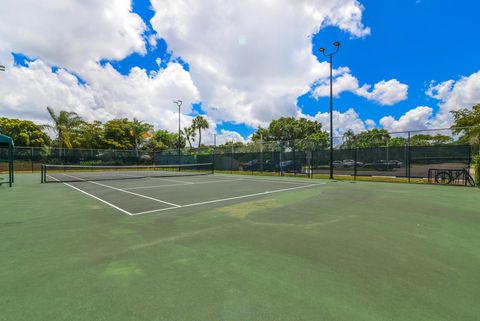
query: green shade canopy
0 134 14 147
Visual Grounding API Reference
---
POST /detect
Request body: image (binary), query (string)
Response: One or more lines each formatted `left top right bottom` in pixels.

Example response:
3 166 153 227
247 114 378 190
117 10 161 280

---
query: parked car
371 160 402 171
332 160 343 168
242 159 261 171
280 160 299 172
242 160 279 172
342 159 355 167
342 159 364 167
390 160 403 167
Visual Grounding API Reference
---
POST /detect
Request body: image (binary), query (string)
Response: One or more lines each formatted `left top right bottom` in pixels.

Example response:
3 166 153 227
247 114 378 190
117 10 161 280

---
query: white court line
61 173 181 208
124 178 245 190
132 183 320 216
46 175 133 216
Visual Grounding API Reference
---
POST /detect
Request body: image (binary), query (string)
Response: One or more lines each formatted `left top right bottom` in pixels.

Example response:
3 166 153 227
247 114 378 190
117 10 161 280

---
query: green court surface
0 173 479 321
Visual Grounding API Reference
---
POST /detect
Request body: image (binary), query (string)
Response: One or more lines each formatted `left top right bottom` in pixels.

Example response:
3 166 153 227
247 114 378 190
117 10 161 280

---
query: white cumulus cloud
313 70 408 106
0 0 375 142
149 0 370 127
0 0 146 70
376 70 480 132
0 60 201 132
379 106 433 132
297 107 367 136
426 71 480 111
356 79 408 106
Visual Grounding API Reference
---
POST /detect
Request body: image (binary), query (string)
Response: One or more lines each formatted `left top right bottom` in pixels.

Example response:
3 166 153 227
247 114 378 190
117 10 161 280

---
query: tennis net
41 163 214 183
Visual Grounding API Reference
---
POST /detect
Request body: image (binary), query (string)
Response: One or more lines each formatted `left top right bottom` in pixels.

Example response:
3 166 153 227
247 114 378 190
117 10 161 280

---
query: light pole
173 100 183 164
319 41 340 180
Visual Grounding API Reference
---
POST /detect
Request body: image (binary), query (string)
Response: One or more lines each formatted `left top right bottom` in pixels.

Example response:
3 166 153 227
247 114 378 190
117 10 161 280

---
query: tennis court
1 170 479 321
41 163 324 216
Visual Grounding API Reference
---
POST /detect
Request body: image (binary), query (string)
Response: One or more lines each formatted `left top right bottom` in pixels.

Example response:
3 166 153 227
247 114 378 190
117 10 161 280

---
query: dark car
280 160 300 173
242 160 278 172
372 160 402 171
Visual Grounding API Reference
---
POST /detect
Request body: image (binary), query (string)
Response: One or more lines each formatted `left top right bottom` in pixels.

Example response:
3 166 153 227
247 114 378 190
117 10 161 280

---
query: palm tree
129 118 153 155
342 129 356 149
46 106 84 156
183 126 196 148
192 115 209 148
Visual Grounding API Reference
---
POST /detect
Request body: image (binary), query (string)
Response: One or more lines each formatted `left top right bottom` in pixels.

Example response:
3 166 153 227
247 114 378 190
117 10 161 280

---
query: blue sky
1 0 479 143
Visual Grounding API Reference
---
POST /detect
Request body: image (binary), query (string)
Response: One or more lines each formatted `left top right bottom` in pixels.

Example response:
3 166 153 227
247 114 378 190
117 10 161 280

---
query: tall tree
409 134 453 146
342 129 356 149
129 118 153 152
183 126 196 148
192 115 209 148
252 117 328 148
354 129 391 148
0 117 50 146
251 126 269 142
103 119 135 150
74 121 105 149
451 104 480 145
46 107 83 152
144 130 186 151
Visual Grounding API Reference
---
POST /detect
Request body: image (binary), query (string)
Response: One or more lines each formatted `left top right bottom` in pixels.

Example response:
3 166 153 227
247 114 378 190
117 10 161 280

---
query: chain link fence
6 146 154 173
155 128 478 186
2 128 478 187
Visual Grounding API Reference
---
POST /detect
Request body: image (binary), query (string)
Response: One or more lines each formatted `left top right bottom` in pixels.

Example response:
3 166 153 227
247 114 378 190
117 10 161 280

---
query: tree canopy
144 130 186 151
252 117 329 149
0 117 50 147
451 103 480 145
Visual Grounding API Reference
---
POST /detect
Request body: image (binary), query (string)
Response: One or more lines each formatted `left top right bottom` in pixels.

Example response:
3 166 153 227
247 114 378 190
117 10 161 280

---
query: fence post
31 147 34 173
354 147 358 180
477 147 480 187
213 134 216 173
280 142 284 176
260 134 263 173
476 144 480 188
407 131 411 183
230 141 233 174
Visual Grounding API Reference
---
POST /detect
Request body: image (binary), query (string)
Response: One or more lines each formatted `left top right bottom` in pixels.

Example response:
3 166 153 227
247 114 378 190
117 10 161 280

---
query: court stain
217 187 341 228
100 261 144 279
218 198 283 219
